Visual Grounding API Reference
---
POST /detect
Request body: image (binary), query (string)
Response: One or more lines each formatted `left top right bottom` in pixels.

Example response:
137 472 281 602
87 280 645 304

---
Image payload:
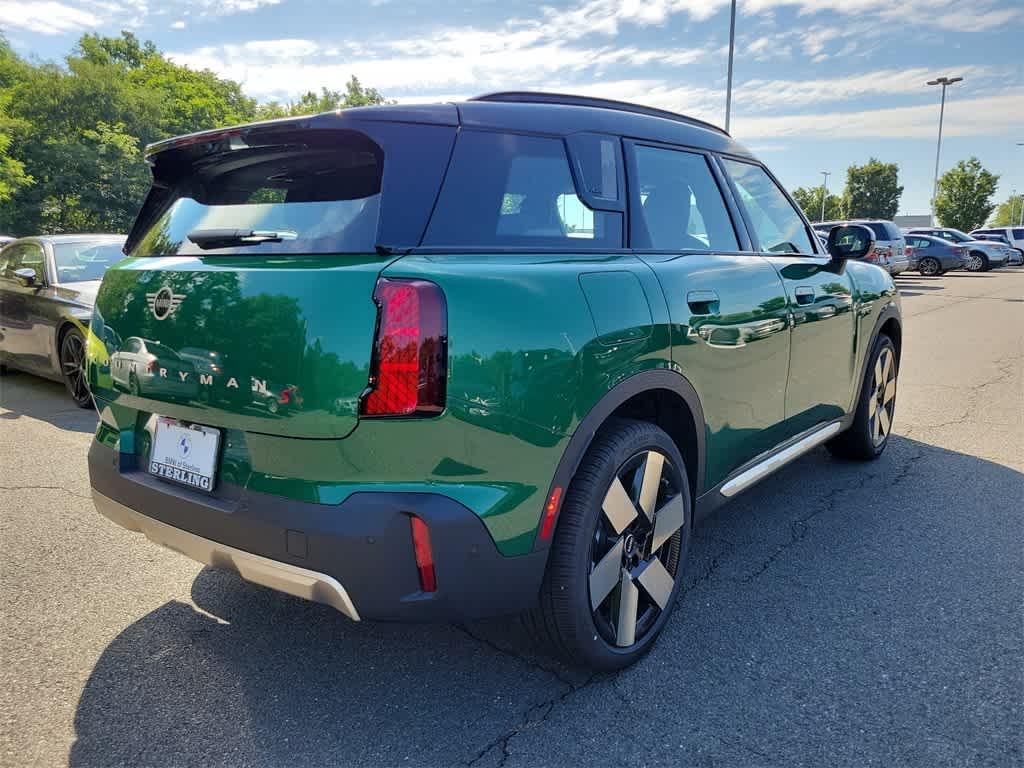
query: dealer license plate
148 416 221 491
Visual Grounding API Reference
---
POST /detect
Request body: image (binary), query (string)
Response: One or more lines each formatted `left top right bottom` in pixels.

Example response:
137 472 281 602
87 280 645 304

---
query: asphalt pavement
1 270 1022 768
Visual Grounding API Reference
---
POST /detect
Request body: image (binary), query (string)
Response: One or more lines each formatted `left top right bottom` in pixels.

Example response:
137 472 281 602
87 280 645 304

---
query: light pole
927 76 963 224
1018 144 1024 226
819 170 831 222
724 0 737 133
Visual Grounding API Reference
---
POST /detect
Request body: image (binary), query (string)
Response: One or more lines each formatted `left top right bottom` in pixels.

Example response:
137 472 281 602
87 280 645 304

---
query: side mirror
826 224 875 261
12 267 37 287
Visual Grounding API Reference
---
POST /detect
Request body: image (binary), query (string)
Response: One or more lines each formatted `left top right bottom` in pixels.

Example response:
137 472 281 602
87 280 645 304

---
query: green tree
934 157 999 232
842 158 902 219
791 186 843 222
985 193 1023 227
0 36 32 206
256 77 390 119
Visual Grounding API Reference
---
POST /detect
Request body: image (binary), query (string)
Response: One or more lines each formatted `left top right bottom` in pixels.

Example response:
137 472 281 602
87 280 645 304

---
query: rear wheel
828 334 897 460
918 257 941 276
59 327 92 409
528 419 690 670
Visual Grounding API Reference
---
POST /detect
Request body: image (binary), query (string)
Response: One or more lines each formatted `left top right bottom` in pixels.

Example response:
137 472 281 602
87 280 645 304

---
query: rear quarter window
422 131 622 249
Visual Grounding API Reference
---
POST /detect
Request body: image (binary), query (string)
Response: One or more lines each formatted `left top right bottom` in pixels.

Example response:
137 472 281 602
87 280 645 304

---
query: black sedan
904 233 968 276
0 234 126 407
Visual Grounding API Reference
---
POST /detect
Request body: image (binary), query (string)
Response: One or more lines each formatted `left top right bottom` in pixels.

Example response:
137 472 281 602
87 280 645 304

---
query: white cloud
0 0 100 35
732 88 1024 140
171 19 185 28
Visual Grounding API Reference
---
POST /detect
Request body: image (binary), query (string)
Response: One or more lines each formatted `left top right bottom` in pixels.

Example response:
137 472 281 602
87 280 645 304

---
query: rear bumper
88 441 547 621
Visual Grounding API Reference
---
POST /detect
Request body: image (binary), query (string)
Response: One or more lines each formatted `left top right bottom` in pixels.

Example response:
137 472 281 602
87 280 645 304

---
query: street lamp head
927 76 963 86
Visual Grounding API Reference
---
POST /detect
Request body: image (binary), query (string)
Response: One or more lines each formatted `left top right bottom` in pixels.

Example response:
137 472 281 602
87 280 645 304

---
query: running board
720 422 843 498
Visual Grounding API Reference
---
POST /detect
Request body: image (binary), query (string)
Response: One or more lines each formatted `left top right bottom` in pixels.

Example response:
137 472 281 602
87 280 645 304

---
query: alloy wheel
868 346 897 446
589 450 685 648
61 331 89 405
966 252 984 272
919 258 940 276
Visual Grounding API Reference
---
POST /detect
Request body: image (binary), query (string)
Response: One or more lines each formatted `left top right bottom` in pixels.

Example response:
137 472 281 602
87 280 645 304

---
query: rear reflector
537 486 563 541
361 278 447 417
410 515 437 592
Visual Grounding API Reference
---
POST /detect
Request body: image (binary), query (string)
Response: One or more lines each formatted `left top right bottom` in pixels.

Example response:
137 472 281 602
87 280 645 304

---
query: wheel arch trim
533 368 706 552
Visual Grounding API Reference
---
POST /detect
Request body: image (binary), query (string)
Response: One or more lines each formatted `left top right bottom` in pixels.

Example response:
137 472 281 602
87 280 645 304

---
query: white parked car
970 227 1024 266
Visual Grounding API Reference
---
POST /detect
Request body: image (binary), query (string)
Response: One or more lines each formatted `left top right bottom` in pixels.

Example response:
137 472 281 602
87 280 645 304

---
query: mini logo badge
146 286 185 320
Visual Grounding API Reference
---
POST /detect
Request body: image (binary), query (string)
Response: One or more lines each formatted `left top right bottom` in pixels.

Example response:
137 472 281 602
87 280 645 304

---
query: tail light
361 278 447 417
409 515 436 592
146 359 158 373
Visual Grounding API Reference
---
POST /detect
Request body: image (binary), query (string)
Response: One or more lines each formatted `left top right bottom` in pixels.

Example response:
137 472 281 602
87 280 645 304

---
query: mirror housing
12 267 37 287
826 224 875 261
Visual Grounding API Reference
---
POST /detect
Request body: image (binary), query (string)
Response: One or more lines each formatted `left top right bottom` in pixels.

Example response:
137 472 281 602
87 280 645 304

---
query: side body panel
763 255 858 435
644 253 792 488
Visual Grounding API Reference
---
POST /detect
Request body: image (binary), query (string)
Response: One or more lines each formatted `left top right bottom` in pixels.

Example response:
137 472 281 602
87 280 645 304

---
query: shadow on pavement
0 372 98 434
69 436 1023 767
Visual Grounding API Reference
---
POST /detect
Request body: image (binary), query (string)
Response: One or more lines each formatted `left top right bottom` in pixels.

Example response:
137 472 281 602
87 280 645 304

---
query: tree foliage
988 194 1023 227
0 32 388 236
791 186 844 222
842 158 903 220
934 157 999 232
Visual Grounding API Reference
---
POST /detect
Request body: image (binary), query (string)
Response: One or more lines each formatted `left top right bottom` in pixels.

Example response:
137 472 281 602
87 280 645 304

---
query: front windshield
946 230 972 243
52 240 125 282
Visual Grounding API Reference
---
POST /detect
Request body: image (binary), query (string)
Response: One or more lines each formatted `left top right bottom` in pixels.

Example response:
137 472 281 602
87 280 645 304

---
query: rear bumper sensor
92 489 361 620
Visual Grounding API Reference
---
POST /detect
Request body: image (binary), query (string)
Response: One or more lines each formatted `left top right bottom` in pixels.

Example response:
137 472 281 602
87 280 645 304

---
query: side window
1013 229 1024 239
423 131 622 248
631 145 738 251
722 159 815 255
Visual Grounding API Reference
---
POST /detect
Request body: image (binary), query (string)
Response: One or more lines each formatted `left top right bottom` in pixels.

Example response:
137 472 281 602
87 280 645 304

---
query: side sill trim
91 489 361 621
719 422 842 498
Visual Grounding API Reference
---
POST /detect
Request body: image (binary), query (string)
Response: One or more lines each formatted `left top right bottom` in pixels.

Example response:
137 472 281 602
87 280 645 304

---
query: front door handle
794 286 815 305
687 289 720 314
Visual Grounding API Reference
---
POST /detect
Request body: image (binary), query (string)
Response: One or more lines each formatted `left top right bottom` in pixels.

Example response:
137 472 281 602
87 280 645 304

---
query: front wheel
59 327 92 409
965 251 988 272
828 334 897 460
528 419 691 670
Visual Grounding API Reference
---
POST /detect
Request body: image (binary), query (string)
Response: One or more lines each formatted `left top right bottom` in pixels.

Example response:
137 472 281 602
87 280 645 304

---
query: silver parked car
906 227 1009 271
813 220 908 275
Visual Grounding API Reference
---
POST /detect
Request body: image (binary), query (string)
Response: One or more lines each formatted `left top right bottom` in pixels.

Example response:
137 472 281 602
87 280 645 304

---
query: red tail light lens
146 359 158 373
409 515 437 592
361 278 447 417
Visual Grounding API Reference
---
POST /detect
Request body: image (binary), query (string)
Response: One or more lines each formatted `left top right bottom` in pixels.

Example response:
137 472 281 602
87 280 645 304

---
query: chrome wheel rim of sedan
869 347 897 446
966 253 983 271
61 332 88 404
589 450 684 648
920 258 940 276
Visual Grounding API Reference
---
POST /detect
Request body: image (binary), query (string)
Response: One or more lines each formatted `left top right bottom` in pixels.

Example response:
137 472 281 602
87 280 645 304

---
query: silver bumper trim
92 489 361 620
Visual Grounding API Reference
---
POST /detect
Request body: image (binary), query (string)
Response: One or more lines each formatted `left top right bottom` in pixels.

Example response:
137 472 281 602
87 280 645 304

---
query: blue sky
5 0 1023 214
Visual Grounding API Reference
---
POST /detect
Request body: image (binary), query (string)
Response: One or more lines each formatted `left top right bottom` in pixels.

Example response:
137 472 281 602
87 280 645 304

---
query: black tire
527 418 691 670
966 251 989 272
59 326 92 409
918 257 941 277
128 373 141 396
827 334 897 461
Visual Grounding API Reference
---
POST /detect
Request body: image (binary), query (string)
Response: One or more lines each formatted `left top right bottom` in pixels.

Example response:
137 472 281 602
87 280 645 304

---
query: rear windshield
53 240 125 282
423 131 622 249
130 133 383 256
864 223 901 241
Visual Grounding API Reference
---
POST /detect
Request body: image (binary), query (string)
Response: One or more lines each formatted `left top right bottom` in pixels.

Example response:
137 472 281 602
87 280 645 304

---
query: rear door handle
687 289 720 314
794 286 815 305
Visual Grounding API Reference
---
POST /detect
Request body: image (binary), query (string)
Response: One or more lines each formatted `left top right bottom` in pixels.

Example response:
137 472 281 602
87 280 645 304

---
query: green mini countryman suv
86 92 901 670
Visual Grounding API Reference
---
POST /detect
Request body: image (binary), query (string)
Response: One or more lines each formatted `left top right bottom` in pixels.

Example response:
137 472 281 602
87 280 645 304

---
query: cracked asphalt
2 270 1022 768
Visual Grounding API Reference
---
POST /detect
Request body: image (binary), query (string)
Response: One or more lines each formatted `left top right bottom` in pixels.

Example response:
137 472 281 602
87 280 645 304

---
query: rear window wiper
187 229 298 250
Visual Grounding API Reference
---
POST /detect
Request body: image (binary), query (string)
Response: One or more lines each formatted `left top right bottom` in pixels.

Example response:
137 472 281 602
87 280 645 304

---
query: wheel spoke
589 537 624 610
650 493 685 553
615 569 639 647
637 451 664 522
878 408 890 437
635 556 674 610
874 357 883 388
603 476 638 534
868 394 877 417
883 378 896 404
